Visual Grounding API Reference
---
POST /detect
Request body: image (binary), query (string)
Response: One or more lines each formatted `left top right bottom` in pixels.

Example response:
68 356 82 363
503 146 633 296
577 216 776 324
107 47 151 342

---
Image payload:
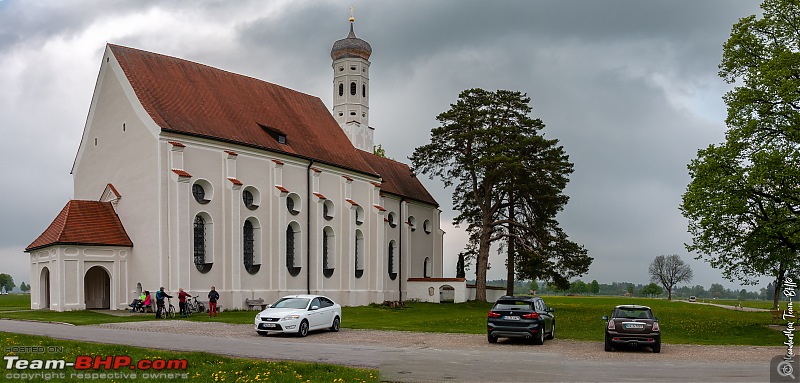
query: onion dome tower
331 13 373 152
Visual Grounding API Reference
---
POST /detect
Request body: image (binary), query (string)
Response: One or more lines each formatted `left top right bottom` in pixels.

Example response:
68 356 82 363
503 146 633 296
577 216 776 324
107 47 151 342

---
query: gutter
399 197 405 303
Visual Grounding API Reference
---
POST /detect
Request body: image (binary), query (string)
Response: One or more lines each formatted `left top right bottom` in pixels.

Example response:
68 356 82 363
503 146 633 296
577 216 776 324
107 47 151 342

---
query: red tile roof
275 186 289 193
26 201 133 252
171 169 192 177
373 204 386 212
109 44 378 177
272 159 284 165
105 183 121 198
359 152 438 206
313 192 327 199
346 199 360 206
224 150 238 156
342 175 353 181
168 141 185 147
227 177 243 186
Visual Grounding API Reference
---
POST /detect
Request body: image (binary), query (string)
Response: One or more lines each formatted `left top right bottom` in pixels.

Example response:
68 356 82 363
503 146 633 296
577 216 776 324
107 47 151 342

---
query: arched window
388 212 397 228
286 223 301 276
388 240 397 280
243 220 260 274
354 229 364 278
424 257 431 278
243 190 254 209
323 227 335 278
362 84 366 98
192 184 206 204
193 215 212 273
350 82 356 96
338 83 343 97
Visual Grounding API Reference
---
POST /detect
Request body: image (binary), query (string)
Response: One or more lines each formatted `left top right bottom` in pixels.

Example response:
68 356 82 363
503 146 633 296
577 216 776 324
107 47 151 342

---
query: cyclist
178 288 189 317
155 287 173 319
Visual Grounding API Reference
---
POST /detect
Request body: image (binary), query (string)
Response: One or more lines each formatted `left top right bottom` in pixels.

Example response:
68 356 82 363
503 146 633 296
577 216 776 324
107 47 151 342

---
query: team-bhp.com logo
4 355 189 380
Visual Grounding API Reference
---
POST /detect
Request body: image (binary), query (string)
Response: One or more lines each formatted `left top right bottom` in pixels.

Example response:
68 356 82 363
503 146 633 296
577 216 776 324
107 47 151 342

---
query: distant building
25 18 445 311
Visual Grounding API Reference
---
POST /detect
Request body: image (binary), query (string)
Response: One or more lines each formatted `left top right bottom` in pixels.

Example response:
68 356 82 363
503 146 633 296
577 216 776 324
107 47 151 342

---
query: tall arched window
243 220 260 274
350 82 357 96
354 229 364 278
323 227 335 278
193 215 212 273
338 83 344 97
286 223 301 276
424 257 431 278
388 240 397 280
362 84 366 98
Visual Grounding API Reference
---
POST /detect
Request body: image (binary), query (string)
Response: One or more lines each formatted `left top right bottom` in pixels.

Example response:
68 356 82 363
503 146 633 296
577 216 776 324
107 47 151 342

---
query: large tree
648 255 692 300
411 88 590 301
681 0 800 309
0 274 15 293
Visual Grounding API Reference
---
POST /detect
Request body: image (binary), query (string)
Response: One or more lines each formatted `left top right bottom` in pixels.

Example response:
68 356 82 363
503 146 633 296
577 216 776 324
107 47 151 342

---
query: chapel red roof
359 152 438 206
108 44 377 177
25 201 133 252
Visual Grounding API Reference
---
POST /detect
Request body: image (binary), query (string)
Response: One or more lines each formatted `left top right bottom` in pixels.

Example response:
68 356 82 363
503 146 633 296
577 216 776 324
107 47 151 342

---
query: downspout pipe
306 161 313 294
399 197 405 303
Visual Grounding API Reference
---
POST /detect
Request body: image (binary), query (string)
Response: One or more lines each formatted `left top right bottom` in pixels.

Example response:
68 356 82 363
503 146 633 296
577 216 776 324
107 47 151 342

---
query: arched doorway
39 267 50 309
84 266 110 309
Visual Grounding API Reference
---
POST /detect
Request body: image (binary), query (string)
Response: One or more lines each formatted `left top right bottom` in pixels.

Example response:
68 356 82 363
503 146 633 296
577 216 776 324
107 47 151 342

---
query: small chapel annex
25 18 451 311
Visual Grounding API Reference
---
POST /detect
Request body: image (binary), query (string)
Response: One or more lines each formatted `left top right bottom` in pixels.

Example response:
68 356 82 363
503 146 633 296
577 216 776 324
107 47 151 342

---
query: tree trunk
667 286 672 301
773 267 786 310
475 228 492 302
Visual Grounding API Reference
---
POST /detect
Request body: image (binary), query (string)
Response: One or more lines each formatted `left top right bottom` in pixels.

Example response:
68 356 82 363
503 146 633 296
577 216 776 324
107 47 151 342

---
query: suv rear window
494 301 533 310
613 308 653 319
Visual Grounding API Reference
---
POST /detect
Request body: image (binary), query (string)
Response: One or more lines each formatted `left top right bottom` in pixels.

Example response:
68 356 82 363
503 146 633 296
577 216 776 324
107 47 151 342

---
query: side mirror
266 304 272 309
602 315 608 321
547 308 555 313
310 305 319 311
654 317 659 322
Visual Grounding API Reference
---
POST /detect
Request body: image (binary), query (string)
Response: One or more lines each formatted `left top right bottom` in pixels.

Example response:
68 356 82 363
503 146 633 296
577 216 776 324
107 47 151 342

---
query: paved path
0 319 784 382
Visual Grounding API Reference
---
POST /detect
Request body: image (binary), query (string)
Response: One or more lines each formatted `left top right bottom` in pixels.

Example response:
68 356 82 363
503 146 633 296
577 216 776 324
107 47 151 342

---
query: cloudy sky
0 0 769 291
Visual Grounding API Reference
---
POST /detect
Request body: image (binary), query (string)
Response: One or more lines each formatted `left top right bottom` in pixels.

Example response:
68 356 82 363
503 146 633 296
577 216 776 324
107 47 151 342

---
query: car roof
497 295 539 301
614 305 651 310
279 294 330 300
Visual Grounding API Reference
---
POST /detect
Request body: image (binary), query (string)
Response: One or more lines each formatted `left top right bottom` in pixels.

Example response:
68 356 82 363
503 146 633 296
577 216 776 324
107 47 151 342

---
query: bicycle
185 295 205 315
158 297 176 319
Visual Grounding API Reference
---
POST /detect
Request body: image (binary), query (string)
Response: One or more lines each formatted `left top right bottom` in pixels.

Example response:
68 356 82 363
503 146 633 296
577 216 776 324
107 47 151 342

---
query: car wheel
546 323 555 340
652 342 661 353
488 332 498 343
298 320 309 337
604 336 613 352
257 331 269 337
533 325 545 345
330 316 340 332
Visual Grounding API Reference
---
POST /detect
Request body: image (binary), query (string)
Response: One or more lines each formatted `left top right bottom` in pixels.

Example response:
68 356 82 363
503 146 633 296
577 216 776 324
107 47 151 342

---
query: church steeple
331 11 373 152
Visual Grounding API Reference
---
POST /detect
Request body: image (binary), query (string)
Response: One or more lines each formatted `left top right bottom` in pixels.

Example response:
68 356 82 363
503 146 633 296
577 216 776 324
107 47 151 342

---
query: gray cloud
0 1 768 292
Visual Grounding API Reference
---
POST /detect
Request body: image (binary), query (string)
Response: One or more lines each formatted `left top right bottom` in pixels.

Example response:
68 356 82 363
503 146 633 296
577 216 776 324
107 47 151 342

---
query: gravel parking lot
94 320 783 363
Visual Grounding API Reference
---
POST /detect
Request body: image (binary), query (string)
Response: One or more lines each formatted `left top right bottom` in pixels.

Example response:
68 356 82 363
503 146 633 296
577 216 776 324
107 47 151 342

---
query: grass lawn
0 332 378 383
0 295 785 346
0 294 32 311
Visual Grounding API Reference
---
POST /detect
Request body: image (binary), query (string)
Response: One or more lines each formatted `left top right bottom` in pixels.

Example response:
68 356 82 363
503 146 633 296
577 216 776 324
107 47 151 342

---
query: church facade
25 20 445 311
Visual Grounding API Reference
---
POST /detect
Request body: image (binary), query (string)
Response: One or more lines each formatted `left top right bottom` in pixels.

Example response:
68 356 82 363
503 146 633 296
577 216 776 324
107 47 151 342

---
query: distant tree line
475 279 779 300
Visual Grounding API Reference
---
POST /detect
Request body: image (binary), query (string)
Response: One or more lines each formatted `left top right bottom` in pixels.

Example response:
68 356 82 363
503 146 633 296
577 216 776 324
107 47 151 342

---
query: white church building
25 19 459 311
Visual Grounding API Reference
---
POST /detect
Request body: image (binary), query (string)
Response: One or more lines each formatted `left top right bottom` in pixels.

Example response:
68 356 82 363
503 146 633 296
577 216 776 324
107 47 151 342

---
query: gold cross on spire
349 5 355 22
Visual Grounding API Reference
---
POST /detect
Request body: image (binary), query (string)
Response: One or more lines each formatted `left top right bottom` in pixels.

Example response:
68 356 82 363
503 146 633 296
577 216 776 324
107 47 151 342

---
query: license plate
261 323 276 328
504 316 520 320
625 324 644 329
630 342 639 347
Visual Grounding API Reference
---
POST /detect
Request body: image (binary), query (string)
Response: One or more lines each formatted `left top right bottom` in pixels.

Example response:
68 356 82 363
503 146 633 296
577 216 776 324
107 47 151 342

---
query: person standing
155 287 172 319
178 288 189 318
208 286 220 317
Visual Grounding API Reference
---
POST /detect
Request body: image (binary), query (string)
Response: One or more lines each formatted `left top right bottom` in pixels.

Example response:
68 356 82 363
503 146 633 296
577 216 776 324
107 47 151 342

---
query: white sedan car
254 295 341 337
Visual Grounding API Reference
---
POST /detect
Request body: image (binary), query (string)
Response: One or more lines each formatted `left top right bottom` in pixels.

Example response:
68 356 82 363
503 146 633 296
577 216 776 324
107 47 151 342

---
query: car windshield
271 298 310 309
613 308 653 319
494 301 533 310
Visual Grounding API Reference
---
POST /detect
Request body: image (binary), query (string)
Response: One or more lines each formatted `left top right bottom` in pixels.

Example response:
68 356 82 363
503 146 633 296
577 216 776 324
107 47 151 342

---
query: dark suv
602 305 661 353
487 296 555 345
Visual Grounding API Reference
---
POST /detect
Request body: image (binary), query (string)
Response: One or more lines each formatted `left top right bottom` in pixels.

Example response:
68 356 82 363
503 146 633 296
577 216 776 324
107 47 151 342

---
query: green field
0 332 378 383
0 295 785 346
